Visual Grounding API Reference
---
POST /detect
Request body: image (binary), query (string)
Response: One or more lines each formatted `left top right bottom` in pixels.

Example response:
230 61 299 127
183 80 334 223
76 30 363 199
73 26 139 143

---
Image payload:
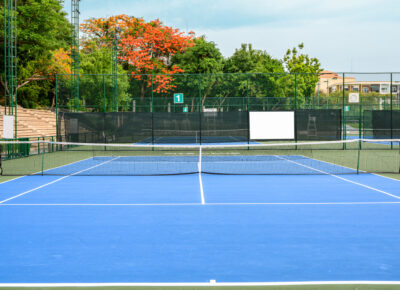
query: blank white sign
3 115 14 139
249 111 295 140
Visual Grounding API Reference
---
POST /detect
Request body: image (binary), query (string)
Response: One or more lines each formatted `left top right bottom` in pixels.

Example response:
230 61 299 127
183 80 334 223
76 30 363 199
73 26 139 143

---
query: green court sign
183 106 188 112
173 93 184 104
344 106 350 112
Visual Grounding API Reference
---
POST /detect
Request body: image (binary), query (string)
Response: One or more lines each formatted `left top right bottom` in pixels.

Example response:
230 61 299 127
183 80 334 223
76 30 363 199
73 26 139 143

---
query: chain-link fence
55 72 400 143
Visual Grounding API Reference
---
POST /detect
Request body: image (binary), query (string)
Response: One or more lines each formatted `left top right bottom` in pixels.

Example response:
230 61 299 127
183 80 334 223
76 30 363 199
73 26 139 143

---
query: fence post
151 74 154 148
342 73 346 149
357 139 361 174
294 73 297 110
198 74 202 144
246 73 250 111
55 75 59 143
41 137 45 176
103 74 106 112
359 102 362 150
151 74 154 113
390 73 393 149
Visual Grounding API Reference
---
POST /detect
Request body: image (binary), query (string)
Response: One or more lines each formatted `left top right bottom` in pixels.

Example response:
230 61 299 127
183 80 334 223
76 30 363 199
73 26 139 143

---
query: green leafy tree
170 37 224 111
223 44 288 110
58 41 130 112
0 0 71 108
171 37 224 74
224 44 283 74
283 43 323 106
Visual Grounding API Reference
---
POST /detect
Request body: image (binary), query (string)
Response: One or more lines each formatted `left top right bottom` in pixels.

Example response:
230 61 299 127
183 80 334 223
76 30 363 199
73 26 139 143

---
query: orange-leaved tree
81 15 195 99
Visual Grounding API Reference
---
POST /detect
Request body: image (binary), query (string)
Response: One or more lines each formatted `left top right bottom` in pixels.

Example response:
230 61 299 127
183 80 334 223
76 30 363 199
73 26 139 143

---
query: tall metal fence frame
55 72 400 143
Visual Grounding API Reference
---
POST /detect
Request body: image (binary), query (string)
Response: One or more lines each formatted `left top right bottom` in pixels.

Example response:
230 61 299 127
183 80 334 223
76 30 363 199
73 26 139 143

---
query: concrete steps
0 106 56 138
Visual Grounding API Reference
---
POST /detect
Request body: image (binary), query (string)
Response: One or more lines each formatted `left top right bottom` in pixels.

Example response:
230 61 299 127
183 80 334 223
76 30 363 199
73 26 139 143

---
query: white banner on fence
3 115 15 139
249 111 295 140
348 93 359 103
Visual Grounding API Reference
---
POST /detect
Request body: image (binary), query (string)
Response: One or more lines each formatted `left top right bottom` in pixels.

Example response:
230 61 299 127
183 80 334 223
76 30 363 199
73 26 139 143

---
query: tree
120 19 194 96
79 42 130 111
0 0 71 107
82 16 195 100
171 37 224 74
224 44 283 74
283 43 323 105
169 37 224 110
55 41 130 112
222 44 288 110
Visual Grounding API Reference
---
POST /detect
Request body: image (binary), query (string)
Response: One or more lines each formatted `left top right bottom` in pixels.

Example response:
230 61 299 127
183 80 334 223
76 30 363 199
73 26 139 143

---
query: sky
64 0 400 73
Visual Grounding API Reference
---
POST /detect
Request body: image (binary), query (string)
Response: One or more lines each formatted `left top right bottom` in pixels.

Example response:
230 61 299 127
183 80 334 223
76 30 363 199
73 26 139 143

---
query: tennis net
0 139 399 176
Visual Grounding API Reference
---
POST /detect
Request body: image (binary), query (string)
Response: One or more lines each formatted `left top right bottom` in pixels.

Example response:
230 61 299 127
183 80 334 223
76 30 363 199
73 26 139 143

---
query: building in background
316 70 400 98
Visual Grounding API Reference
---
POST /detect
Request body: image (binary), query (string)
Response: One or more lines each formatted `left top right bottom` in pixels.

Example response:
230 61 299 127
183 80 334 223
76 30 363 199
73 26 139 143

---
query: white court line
0 157 120 204
2 201 400 206
198 170 205 205
276 155 400 200
1 281 400 287
198 147 205 204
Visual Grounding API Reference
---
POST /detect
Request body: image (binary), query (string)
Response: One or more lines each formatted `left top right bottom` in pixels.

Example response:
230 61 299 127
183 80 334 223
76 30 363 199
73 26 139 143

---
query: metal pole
294 73 298 110
41 137 45 175
198 74 202 144
357 139 361 174
342 73 346 149
326 80 329 108
103 74 106 112
55 75 59 141
390 73 393 149
246 73 249 111
4 0 7 115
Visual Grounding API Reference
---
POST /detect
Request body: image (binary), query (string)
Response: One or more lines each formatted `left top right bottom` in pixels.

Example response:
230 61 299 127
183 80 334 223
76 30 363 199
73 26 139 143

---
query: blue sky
64 0 400 72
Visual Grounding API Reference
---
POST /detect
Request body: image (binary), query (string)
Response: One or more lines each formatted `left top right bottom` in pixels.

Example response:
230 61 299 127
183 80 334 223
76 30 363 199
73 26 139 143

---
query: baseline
1 201 400 206
1 281 400 287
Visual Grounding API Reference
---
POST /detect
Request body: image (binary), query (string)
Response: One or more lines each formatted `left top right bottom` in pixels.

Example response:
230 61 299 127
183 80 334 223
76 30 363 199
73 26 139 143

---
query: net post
41 137 45 176
198 145 202 174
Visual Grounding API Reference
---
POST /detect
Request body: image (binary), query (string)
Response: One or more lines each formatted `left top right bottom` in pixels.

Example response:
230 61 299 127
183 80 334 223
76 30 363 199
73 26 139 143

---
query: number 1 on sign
174 93 184 104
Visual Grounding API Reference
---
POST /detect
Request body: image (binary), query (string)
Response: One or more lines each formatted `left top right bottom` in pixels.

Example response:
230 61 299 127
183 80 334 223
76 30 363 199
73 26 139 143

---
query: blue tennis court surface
0 155 400 285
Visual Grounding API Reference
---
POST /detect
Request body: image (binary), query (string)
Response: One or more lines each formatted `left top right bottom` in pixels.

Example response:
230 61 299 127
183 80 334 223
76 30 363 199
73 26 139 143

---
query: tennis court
0 139 400 287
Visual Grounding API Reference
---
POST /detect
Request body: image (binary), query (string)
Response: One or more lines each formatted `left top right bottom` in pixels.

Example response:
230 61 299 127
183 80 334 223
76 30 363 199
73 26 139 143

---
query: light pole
325 80 329 108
